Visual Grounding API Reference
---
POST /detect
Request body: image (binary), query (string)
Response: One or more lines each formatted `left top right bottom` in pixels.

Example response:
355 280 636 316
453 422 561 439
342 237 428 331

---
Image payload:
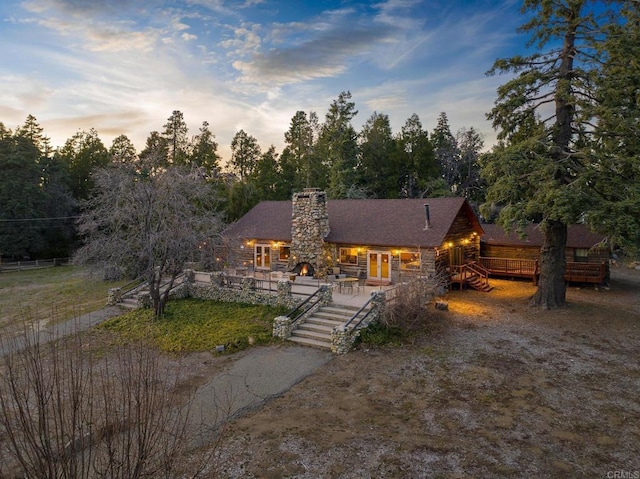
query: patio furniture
335 277 358 294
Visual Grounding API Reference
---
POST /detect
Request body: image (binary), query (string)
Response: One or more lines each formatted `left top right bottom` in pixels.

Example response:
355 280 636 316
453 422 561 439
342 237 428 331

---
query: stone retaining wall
169 270 302 310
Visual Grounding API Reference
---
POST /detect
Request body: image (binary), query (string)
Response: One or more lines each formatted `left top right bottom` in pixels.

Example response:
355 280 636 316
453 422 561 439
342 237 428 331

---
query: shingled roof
481 223 606 249
224 197 484 248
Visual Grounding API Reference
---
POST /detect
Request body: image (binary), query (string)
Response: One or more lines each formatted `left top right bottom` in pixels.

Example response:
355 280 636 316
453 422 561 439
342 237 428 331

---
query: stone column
107 287 122 306
319 284 332 305
276 279 292 306
273 315 293 339
183 269 195 284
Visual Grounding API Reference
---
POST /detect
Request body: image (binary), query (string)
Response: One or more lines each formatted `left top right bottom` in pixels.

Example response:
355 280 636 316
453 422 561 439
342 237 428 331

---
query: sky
0 0 528 163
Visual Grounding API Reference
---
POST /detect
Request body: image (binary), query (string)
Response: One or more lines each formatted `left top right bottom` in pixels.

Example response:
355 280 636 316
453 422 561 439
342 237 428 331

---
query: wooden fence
0 258 70 272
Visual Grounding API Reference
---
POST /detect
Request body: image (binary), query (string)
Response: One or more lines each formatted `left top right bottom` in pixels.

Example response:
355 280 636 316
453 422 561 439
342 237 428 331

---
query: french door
254 244 271 270
368 251 391 282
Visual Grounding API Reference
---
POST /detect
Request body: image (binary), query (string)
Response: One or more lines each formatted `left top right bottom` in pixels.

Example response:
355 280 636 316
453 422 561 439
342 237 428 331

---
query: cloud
21 0 159 17
231 22 399 85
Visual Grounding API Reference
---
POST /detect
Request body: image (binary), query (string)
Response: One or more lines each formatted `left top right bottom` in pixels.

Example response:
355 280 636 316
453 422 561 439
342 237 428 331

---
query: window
279 246 290 261
339 247 358 265
574 248 589 262
255 244 271 269
400 251 421 270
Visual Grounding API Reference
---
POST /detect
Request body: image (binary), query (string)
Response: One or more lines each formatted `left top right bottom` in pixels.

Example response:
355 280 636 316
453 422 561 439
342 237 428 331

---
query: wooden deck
564 262 607 284
478 257 607 284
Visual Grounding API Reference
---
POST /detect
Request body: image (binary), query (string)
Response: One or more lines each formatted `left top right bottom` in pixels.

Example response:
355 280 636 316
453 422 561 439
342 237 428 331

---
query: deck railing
479 257 538 279
479 257 606 284
564 262 607 283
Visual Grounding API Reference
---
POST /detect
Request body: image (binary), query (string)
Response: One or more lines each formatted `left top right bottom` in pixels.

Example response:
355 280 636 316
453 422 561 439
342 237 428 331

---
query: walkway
0 300 335 451
187 344 332 448
0 306 123 357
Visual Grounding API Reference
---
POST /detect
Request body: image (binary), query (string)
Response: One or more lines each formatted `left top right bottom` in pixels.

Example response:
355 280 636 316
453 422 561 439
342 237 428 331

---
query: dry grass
210 267 640 478
0 266 128 336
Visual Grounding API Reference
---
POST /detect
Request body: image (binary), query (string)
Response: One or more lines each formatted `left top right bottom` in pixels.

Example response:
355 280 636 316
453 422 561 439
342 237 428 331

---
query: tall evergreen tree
250 145 283 200
228 129 261 179
139 131 169 174
482 0 619 308
587 2 640 257
358 111 396 198
162 110 189 166
189 121 220 177
318 91 359 198
109 134 137 164
281 111 319 191
55 128 110 201
455 127 485 203
397 113 439 198
0 129 44 257
431 112 460 194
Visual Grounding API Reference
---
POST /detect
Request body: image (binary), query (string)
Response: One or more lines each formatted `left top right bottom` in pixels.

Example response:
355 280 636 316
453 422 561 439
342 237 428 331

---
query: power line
0 216 80 223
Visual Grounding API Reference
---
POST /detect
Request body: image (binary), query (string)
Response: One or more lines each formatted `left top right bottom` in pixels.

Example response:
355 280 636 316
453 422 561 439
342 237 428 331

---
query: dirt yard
210 266 640 478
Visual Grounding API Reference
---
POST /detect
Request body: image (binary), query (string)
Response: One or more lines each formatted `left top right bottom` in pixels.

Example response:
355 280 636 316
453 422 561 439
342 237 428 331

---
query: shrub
360 275 446 346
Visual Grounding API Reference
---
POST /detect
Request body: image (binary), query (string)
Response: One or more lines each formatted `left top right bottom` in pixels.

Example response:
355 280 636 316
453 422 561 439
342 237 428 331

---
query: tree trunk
530 220 567 309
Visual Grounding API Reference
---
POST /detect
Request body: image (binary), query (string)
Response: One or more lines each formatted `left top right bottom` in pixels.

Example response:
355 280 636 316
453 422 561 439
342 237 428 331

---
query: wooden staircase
288 303 368 351
451 262 493 292
466 274 493 292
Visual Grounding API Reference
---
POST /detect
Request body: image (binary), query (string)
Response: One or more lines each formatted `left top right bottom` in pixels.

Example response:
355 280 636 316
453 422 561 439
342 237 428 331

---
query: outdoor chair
341 281 354 295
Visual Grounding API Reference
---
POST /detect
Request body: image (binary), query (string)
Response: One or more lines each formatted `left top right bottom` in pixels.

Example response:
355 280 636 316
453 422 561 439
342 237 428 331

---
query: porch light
448 242 453 248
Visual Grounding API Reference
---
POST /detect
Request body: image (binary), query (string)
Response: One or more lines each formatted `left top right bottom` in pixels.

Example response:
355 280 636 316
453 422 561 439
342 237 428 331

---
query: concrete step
305 318 343 331
291 328 331 342
286 303 371 352
311 311 352 323
287 335 332 351
117 300 138 310
298 321 335 335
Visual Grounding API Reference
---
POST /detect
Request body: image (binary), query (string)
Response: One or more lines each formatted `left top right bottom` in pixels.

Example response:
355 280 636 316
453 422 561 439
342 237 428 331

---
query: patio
215 268 393 307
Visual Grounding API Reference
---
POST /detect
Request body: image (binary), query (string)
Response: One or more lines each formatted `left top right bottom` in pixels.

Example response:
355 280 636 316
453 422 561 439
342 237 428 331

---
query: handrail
160 272 185 292
286 287 324 326
344 295 375 330
120 276 146 295
465 261 490 285
467 261 490 278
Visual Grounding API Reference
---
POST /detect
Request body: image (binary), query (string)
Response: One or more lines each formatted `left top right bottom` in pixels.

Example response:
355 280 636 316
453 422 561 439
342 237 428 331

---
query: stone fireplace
288 188 329 276
291 262 315 277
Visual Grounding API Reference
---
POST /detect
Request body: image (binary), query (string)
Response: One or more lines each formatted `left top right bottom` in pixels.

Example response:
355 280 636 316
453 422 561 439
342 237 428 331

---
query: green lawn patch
100 298 288 354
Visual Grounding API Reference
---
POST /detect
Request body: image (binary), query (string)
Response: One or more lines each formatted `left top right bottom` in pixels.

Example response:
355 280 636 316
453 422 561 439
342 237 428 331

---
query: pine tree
162 110 189 166
397 113 438 198
229 129 261 179
318 91 359 198
431 112 459 194
587 2 640 257
189 121 220 178
358 111 396 198
482 0 619 308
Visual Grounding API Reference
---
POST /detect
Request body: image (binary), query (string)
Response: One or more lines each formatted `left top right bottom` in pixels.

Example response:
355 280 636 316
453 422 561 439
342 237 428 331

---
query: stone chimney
289 188 330 274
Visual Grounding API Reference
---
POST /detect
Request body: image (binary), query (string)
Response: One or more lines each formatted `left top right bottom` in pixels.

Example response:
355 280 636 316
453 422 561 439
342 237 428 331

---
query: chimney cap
423 203 431 230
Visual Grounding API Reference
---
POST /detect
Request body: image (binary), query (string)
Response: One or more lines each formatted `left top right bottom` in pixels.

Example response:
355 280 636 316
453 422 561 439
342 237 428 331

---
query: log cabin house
223 188 486 288
480 223 609 284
